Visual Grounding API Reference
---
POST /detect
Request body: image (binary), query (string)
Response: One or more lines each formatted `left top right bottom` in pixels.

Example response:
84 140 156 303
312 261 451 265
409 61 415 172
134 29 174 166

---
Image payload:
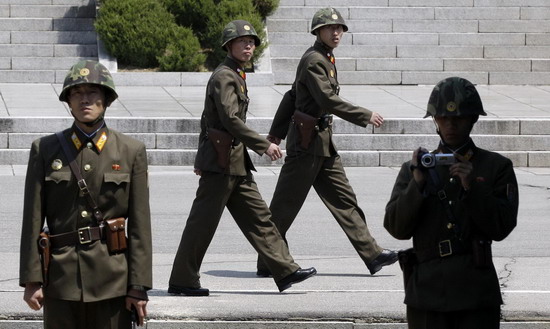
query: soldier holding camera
384 77 519 329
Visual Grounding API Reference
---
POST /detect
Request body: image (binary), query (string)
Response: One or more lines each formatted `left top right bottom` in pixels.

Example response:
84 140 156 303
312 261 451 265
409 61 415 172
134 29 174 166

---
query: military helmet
310 7 349 35
425 77 486 118
59 60 118 106
221 20 261 50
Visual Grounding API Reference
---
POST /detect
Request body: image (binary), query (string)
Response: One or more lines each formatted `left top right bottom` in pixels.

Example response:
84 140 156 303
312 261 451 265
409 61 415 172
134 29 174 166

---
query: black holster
398 248 417 289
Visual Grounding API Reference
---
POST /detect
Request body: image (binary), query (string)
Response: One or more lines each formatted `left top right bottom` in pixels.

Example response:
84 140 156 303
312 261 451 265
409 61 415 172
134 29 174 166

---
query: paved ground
1 82 550 328
2 83 550 119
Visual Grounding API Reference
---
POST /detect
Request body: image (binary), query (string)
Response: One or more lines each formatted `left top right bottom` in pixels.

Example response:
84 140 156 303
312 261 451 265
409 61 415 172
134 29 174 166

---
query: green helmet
221 20 261 50
59 60 118 106
425 77 486 118
310 7 349 35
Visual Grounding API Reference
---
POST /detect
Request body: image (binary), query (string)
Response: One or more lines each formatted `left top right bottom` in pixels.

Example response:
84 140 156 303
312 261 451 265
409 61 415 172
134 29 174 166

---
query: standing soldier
384 77 519 328
167 20 316 296
19 60 152 328
256 8 398 277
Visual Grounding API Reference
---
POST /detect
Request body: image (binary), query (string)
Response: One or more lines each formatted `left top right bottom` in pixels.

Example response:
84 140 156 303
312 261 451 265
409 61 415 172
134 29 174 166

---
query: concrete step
11 56 95 69
8 4 95 18
1 117 549 167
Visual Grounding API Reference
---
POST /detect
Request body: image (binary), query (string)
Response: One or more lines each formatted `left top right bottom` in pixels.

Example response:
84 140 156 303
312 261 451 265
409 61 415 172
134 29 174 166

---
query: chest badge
51 159 63 171
112 164 121 171
330 70 334 78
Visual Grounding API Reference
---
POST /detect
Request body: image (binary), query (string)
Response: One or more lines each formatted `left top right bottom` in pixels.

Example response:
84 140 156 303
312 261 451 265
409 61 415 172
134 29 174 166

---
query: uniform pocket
45 171 71 184
104 173 130 185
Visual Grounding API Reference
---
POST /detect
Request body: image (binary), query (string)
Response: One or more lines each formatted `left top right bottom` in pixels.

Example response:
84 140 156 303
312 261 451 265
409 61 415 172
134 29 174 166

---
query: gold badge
330 70 334 78
71 132 82 150
332 14 338 19
241 85 245 93
79 68 90 77
446 101 457 112
51 159 63 171
244 25 251 31
96 131 108 152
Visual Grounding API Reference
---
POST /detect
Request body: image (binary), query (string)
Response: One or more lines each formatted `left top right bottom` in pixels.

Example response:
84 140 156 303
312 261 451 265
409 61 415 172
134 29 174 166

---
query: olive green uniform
19 125 153 328
384 140 518 328
169 57 300 288
257 40 383 272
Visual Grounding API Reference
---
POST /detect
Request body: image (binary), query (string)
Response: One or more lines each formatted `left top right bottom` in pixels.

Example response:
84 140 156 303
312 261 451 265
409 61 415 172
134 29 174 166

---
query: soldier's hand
126 290 148 326
267 134 282 145
449 153 474 191
411 147 429 189
23 282 43 311
369 112 384 128
193 168 202 176
265 143 282 161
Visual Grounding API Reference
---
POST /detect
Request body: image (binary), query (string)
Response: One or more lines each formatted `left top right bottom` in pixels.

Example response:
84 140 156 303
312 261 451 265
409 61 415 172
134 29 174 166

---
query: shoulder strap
55 131 105 226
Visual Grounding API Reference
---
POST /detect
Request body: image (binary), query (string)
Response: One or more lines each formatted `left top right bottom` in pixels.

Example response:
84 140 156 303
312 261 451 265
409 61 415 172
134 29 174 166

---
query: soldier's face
318 24 344 49
434 115 474 147
228 36 256 64
68 84 106 125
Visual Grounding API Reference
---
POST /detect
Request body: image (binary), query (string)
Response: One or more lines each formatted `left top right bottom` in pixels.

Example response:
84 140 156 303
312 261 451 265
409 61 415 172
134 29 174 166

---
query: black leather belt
50 226 103 248
416 239 471 263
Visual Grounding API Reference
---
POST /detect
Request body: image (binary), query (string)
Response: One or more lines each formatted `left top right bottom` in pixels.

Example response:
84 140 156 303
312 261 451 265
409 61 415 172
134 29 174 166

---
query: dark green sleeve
305 58 372 126
384 161 426 240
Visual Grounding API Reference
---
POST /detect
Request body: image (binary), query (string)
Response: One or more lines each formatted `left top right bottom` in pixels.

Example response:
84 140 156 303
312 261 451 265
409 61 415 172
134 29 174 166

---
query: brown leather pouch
38 231 51 287
105 217 127 253
292 111 318 149
208 128 233 169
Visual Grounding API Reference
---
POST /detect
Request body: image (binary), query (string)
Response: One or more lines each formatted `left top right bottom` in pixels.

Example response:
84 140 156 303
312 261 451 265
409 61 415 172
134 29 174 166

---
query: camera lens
420 153 434 167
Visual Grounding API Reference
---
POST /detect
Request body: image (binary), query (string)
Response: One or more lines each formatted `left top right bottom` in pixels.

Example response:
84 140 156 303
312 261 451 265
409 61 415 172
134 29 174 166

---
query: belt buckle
439 240 452 257
78 227 93 244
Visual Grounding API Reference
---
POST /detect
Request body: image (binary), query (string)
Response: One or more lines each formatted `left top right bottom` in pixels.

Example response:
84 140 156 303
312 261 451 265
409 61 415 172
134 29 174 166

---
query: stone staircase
0 0 97 83
2 117 549 167
267 0 550 85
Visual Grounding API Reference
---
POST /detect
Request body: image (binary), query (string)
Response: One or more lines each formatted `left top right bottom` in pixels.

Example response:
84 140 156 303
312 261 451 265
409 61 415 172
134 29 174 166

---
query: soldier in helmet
19 60 152 328
167 20 316 296
255 7 398 277
384 77 519 328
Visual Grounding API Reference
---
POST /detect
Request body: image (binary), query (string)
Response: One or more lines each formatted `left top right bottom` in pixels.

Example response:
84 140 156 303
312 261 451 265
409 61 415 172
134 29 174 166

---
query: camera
419 152 456 168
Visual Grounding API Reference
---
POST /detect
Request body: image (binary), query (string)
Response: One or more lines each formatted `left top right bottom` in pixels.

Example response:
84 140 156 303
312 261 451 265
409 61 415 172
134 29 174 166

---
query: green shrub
253 0 279 18
157 27 206 72
161 0 216 43
95 0 177 68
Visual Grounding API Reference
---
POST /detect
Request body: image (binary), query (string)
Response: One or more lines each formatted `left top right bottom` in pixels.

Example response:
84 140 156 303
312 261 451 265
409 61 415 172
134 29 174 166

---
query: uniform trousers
257 153 382 271
44 295 131 329
407 305 501 329
169 171 300 287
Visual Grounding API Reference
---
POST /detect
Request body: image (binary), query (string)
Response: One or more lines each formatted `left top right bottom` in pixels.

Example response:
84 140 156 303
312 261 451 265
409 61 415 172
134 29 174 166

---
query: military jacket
194 57 270 176
384 140 518 311
19 125 153 302
269 41 373 157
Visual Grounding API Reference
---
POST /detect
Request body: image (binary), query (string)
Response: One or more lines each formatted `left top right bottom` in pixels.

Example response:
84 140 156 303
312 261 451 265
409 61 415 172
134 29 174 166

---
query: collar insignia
71 132 82 150
96 131 108 152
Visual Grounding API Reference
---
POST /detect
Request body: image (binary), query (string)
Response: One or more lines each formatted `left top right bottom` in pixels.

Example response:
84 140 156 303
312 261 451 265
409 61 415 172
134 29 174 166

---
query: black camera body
419 152 456 168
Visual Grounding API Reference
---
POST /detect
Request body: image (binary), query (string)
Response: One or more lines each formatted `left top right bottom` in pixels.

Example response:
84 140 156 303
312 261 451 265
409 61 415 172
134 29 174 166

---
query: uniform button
449 178 455 184
86 142 93 149
84 164 91 171
448 200 454 206
81 210 88 218
447 223 454 230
